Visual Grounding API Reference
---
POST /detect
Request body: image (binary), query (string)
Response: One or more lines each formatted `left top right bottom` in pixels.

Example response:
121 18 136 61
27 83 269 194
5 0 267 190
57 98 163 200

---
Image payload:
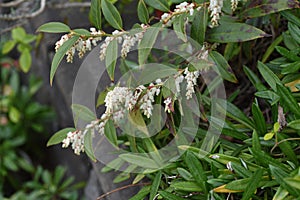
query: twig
96 182 150 200
0 0 46 20
47 2 91 9
0 0 25 7
0 22 26 34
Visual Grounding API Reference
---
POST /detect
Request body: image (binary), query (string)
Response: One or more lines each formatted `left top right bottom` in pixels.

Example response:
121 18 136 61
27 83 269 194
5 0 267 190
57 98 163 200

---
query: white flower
164 97 172 113
99 36 114 61
139 83 161 118
226 161 233 171
121 31 144 58
231 0 239 11
62 130 85 155
209 0 224 27
184 68 199 99
175 75 184 93
55 34 70 52
211 155 220 159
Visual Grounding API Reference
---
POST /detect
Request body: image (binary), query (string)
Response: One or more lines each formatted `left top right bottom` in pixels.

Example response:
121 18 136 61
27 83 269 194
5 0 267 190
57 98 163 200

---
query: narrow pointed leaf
149 171 162 200
102 0 123 30
138 0 149 24
84 130 97 162
37 22 71 33
50 35 79 85
105 39 118 80
47 128 76 146
144 0 169 12
89 0 102 29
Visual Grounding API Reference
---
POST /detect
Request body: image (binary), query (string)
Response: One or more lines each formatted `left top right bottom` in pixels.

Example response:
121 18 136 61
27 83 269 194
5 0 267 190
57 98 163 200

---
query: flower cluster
55 28 103 63
160 2 195 26
209 0 224 27
139 81 161 118
62 130 85 155
100 25 147 61
184 67 200 99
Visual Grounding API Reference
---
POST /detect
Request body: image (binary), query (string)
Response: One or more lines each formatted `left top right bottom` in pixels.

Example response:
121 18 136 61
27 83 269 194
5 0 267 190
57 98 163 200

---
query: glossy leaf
241 0 300 19
89 0 102 29
105 39 118 80
207 22 267 43
138 25 161 65
137 0 149 24
37 22 71 33
144 0 169 12
102 0 123 30
191 7 208 45
47 128 76 146
104 119 118 147
173 15 187 42
209 51 237 83
257 61 281 91
50 35 79 85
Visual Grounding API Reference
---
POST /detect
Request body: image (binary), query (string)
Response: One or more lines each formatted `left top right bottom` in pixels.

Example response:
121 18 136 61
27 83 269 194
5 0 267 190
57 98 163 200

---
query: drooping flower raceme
209 0 224 27
184 68 200 99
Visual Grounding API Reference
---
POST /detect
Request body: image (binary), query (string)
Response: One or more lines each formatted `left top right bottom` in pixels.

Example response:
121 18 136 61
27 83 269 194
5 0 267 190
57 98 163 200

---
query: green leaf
105 39 118 80
129 186 151 200
96 90 108 107
101 0 123 30
72 29 91 36
113 172 130 183
255 91 280 105
231 162 252 178
209 51 237 83
47 128 76 146
251 149 287 171
276 46 300 61
241 168 263 200
285 177 300 190
101 157 124 172
288 22 300 43
184 151 207 194
276 84 300 117
19 49 31 73
281 10 300 27
241 0 300 19
2 40 16 54
104 119 118 147
9 106 21 123
173 14 187 42
138 24 161 65
71 104 96 122
84 130 97 162
144 0 169 12
273 186 289 200
119 153 158 169
12 27 26 41
170 181 202 192
89 0 102 30
288 119 300 129
278 134 298 165
158 191 186 200
281 61 300 75
243 65 267 91
215 98 255 129
149 171 162 200
262 35 283 63
263 132 274 141
191 7 208 45
270 165 300 197
257 61 281 91
37 22 71 33
252 130 261 151
252 103 267 135
138 0 149 24
138 63 177 85
177 167 193 181
207 22 267 43
50 35 79 85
